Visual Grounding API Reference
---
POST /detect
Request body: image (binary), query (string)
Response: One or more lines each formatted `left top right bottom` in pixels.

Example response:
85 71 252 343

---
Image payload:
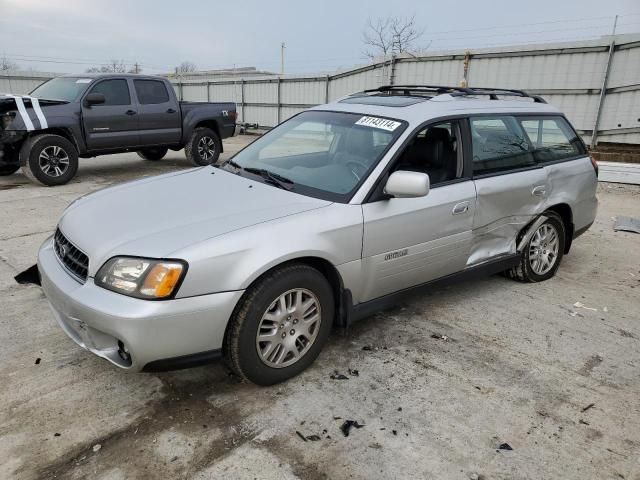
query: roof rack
360 85 547 103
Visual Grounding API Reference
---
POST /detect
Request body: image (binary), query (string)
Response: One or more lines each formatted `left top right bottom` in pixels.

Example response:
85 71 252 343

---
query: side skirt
345 254 521 326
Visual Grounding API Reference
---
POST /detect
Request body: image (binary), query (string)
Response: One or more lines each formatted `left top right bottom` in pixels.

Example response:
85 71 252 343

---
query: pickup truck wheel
137 147 168 161
185 127 220 166
507 212 565 283
20 134 78 186
224 263 334 385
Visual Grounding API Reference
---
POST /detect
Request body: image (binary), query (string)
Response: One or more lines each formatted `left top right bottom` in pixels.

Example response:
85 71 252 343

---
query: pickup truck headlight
95 257 187 299
1 112 16 130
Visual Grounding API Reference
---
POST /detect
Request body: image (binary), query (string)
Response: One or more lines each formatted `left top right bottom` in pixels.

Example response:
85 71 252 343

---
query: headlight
95 257 187 299
1 112 16 130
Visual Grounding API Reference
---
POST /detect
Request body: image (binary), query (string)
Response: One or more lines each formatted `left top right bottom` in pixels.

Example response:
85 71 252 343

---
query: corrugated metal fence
2 34 639 145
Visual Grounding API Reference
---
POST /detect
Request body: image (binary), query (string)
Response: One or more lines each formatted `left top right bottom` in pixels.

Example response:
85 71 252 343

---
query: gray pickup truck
0 74 237 185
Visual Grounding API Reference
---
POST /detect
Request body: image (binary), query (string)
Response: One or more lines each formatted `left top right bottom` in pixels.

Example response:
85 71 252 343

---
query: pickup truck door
132 79 181 146
82 78 140 150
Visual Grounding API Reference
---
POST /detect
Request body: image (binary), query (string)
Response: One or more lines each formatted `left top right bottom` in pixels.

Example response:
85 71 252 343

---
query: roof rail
360 85 547 103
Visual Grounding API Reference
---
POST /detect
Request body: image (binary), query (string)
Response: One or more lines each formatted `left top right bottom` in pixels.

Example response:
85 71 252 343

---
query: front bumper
37 236 244 371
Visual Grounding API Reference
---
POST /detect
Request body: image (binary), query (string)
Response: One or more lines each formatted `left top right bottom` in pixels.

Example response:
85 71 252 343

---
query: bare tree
85 59 126 74
0 56 20 72
362 16 426 60
176 61 197 74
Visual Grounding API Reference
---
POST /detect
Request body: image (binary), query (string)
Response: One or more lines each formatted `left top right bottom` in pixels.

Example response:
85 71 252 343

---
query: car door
133 79 181 146
468 115 548 265
82 78 139 150
360 120 476 302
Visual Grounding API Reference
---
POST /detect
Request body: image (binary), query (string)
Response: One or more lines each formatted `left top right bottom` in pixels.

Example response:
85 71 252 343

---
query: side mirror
84 93 106 107
384 171 430 198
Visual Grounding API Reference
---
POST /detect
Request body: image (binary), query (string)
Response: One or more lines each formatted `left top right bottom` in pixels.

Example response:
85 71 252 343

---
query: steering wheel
346 159 369 181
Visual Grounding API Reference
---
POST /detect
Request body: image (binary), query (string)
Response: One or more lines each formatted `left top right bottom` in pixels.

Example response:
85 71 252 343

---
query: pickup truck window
30 77 90 102
88 79 131 106
134 80 170 104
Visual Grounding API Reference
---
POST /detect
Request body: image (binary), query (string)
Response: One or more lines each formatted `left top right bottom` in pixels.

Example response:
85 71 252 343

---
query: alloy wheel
197 136 216 162
38 146 70 177
529 223 560 275
256 288 322 368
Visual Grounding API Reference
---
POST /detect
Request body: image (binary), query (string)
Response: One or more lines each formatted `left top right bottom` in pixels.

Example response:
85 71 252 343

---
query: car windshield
225 110 406 202
30 77 92 102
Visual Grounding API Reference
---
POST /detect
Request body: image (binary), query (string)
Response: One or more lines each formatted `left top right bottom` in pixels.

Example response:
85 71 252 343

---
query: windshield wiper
223 159 244 170
243 167 295 191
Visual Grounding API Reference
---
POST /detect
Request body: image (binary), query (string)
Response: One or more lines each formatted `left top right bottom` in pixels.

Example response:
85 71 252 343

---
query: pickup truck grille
54 229 89 283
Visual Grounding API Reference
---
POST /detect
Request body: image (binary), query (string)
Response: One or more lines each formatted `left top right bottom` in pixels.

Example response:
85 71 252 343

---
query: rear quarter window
134 80 170 104
519 116 584 162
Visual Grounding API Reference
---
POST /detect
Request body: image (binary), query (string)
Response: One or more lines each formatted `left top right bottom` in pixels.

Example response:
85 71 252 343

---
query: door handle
452 201 470 215
125 110 137 116
532 185 547 197
166 108 176 114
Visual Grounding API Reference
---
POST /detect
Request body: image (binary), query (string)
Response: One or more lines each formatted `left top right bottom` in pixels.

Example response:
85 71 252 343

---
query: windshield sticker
355 116 401 131
75 79 92 83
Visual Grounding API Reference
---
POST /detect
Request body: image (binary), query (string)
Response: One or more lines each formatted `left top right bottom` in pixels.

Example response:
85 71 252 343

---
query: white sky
1 0 639 75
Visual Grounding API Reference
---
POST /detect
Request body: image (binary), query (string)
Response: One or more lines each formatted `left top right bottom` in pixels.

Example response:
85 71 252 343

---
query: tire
224 263 334 385
507 212 565 282
137 147 168 161
20 134 78 186
184 127 220 166
0 163 20 176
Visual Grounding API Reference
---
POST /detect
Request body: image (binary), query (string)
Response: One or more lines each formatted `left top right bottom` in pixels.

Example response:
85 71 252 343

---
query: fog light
117 340 131 363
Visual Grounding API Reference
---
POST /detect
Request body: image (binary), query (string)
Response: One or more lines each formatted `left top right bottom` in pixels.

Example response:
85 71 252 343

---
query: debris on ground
368 442 382 449
306 434 321 441
54 433 61 437
498 442 513 451
574 301 598 311
340 420 365 437
92 444 101 453
34 358 41 365
330 371 349 380
296 431 307 442
613 215 640 234
397 407 402 411
582 403 596 413
348 368 359 376
14 264 41 286
362 345 373 351
170 456 178 463
430 333 449 341
579 419 590 425
392 430 398 436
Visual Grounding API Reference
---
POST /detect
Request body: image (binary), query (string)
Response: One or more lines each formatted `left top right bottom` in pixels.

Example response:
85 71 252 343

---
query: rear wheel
224 263 334 385
185 127 220 166
507 212 565 282
137 147 168 161
20 134 78 186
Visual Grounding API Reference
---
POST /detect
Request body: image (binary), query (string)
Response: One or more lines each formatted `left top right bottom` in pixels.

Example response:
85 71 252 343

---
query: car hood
58 167 331 275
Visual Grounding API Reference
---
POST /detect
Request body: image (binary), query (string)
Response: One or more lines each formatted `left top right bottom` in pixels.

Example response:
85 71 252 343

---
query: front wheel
137 147 168 161
0 163 20 176
20 134 79 186
224 264 334 385
184 127 221 166
507 212 565 282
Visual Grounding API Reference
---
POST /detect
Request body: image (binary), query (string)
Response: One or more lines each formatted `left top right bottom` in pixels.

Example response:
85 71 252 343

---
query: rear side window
470 116 534 175
88 79 130 106
134 80 170 104
519 117 583 162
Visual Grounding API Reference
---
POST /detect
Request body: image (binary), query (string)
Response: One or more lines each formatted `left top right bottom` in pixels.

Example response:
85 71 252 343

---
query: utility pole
591 14 618 147
280 42 286 75
133 62 140 74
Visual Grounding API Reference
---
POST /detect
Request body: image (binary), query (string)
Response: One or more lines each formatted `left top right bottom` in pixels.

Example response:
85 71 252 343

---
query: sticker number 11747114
355 116 401 132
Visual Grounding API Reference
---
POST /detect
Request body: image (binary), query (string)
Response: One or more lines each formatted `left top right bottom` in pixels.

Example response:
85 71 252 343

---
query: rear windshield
30 77 92 102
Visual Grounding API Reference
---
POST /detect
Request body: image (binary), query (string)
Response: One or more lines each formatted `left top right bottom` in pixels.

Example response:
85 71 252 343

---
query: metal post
207 82 210 102
240 79 245 123
281 42 286 75
325 75 330 103
591 15 618 147
276 77 281 125
387 54 397 86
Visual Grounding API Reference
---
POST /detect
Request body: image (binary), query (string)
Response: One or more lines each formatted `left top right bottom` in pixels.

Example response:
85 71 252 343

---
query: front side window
470 116 534 175
88 79 131 106
224 110 406 202
520 117 583 162
134 79 170 104
391 120 462 185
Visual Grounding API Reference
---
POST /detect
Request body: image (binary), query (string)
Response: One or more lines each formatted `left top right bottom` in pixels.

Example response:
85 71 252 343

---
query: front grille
54 229 89 282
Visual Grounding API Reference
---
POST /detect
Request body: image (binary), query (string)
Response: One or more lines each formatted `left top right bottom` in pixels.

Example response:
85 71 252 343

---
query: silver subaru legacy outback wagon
38 85 598 385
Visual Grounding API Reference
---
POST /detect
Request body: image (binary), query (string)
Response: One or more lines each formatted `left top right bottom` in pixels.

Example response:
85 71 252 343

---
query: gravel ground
0 138 639 480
